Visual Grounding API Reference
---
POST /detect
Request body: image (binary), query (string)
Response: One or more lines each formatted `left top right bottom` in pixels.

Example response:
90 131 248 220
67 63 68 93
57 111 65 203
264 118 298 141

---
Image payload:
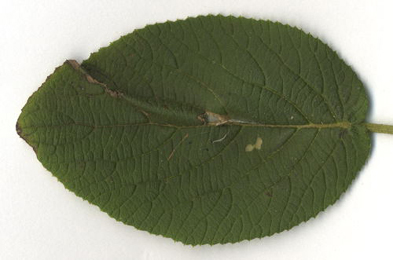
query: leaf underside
17 15 371 245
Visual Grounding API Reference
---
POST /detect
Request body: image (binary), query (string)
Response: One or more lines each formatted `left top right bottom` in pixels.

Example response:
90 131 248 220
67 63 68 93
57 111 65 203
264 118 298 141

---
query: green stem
363 123 393 135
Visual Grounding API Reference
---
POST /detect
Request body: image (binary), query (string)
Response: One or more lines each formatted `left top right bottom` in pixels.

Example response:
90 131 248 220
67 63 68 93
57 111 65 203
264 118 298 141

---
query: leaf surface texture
17 15 371 245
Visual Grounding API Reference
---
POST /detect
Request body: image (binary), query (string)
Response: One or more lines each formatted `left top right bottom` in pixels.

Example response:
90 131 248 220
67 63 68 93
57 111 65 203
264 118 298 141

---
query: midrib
225 121 351 129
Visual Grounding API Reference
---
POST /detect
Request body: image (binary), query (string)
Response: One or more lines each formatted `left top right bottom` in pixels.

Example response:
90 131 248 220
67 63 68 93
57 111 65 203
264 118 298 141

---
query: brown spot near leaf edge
16 122 22 137
16 122 38 154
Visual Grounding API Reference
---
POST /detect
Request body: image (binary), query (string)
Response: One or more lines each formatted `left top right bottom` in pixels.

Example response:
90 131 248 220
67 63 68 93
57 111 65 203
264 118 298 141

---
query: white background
1 0 393 259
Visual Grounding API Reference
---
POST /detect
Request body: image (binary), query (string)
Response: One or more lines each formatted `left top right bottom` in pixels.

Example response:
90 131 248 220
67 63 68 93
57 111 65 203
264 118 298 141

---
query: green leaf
18 15 390 245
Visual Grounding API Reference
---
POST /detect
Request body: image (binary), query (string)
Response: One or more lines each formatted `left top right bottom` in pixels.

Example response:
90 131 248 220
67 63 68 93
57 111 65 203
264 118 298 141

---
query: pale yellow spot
254 137 263 150
245 137 263 152
245 144 254 152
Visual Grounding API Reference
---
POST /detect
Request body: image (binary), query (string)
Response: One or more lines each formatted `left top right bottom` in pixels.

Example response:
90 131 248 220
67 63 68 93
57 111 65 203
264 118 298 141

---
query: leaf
18 15 389 245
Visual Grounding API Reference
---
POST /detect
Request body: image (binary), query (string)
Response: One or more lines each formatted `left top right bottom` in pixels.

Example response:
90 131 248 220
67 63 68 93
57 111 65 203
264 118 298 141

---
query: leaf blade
17 15 371 245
